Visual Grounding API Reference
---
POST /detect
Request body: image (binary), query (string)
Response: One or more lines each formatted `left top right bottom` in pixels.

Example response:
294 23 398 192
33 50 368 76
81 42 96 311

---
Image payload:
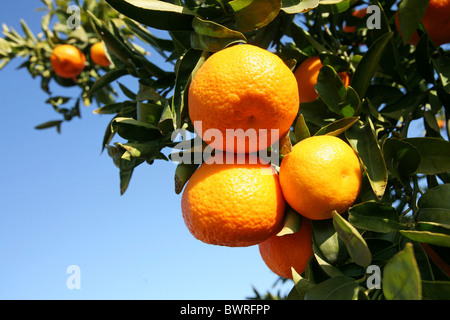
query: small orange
343 7 368 33
188 44 299 153
258 218 313 279
50 44 86 79
395 0 450 46
90 41 111 67
294 56 350 104
279 135 362 220
181 156 285 247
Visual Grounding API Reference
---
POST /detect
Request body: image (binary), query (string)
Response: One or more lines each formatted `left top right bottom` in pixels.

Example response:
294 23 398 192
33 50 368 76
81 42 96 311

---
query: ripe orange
50 44 86 79
395 0 450 46
258 218 313 279
294 56 350 104
188 44 299 153
90 42 111 67
343 7 368 33
181 157 286 247
279 135 362 220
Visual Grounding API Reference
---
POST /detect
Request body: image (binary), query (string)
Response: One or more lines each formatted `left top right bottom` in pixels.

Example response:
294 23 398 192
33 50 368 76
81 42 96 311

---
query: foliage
1 0 450 300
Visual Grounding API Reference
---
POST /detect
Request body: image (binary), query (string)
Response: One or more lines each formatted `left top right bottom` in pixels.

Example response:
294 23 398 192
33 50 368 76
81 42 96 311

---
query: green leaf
315 65 347 113
400 230 450 247
348 202 406 233
281 0 319 14
304 276 360 300
418 184 450 210
351 32 393 98
332 211 372 267
105 0 195 31
111 117 162 141
312 219 347 265
422 280 450 300
294 114 311 143
34 120 63 133
433 54 450 94
190 17 247 52
382 243 422 300
116 141 162 159
87 68 128 97
382 138 421 180
339 86 361 118
397 0 430 45
228 0 282 32
277 207 303 236
346 118 388 200
404 138 450 175
93 101 136 115
174 162 199 194
314 116 359 136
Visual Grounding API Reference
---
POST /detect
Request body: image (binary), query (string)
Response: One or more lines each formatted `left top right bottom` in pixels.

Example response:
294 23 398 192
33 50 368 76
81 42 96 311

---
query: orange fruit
50 44 86 79
343 7 368 33
90 41 111 67
279 135 362 220
395 0 450 46
258 218 313 279
181 157 286 247
438 119 446 129
294 56 350 104
188 44 299 153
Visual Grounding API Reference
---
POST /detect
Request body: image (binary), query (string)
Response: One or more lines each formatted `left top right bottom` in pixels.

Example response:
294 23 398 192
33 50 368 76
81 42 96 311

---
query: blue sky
0 0 287 300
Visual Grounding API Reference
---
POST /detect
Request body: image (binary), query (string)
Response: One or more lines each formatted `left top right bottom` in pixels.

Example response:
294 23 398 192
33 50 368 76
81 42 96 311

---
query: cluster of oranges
50 41 111 80
182 44 362 279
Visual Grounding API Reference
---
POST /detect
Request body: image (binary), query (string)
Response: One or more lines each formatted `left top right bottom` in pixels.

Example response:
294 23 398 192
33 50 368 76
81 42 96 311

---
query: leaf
434 54 450 94
351 32 393 98
87 68 128 97
400 230 450 248
422 281 450 300
418 184 450 210
277 206 303 236
332 211 372 267
348 202 406 233
346 118 388 200
294 114 311 143
314 117 359 136
404 138 450 175
111 117 162 141
315 64 347 113
105 0 195 31
338 86 361 118
304 276 360 300
397 0 430 45
382 138 421 180
34 120 63 133
190 17 247 52
228 0 282 32
312 219 347 265
382 243 422 300
281 0 319 14
174 162 199 194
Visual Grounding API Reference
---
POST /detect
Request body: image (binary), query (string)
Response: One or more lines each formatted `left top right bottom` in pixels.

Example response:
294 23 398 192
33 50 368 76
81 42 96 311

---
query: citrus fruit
258 218 313 279
181 157 286 247
343 7 368 33
188 44 299 153
279 135 362 220
50 44 86 79
294 56 350 104
90 41 111 67
395 0 450 46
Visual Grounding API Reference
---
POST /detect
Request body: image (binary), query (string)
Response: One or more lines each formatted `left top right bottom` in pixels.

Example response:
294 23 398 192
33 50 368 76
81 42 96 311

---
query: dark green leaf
304 276 360 300
87 68 128 97
397 0 430 45
383 243 422 300
400 230 450 247
228 0 282 32
312 219 347 265
404 138 450 175
314 116 359 136
174 162 199 194
294 114 311 143
351 32 393 98
422 280 450 300
382 138 421 179
190 17 247 52
34 120 63 133
105 0 195 31
349 202 406 233
346 118 388 200
315 65 347 113
111 117 162 141
332 211 372 267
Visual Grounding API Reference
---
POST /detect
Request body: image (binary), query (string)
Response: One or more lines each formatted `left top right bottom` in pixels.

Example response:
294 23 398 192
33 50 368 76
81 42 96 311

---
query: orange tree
1 0 450 300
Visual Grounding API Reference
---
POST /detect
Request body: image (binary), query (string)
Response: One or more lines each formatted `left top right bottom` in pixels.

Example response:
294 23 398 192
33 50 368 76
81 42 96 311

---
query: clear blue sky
0 0 289 300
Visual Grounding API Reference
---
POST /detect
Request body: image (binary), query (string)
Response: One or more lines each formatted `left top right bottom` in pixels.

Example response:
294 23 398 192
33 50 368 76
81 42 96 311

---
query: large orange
294 56 350 104
188 44 299 153
90 41 111 67
50 44 86 79
279 135 362 220
395 0 450 46
258 218 313 279
181 157 285 247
